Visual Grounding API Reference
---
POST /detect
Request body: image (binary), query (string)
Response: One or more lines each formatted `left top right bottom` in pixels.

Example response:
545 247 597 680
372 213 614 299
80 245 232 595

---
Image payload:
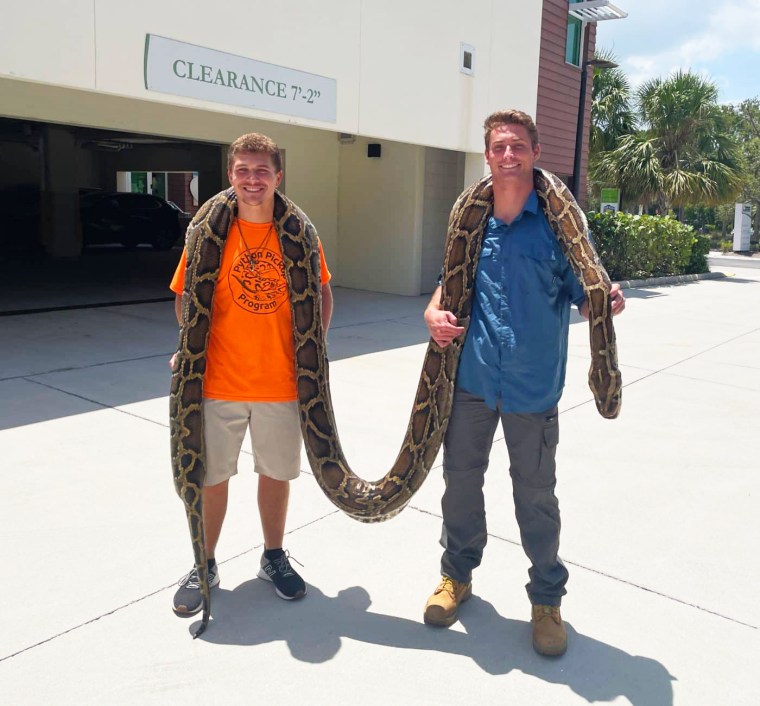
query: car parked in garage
80 191 181 250
165 199 193 233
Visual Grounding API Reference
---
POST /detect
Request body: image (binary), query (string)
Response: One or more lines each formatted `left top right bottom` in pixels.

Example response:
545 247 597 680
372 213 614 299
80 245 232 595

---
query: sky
594 0 760 105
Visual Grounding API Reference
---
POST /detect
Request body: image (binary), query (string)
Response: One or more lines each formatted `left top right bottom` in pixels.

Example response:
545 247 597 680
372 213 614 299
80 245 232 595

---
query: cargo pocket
535 412 559 487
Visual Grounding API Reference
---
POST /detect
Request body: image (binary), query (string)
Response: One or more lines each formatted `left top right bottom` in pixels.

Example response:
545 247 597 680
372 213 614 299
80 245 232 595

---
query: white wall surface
420 148 465 293
0 0 95 88
464 151 490 187
337 138 424 295
357 1 541 150
0 1 545 290
484 1 543 145
0 1 543 153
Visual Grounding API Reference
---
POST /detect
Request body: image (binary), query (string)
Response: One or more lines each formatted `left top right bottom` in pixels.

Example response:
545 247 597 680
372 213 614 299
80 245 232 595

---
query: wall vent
460 43 475 76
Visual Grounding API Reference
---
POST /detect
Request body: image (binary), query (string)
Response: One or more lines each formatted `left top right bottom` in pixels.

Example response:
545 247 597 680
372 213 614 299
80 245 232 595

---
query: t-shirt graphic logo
229 247 288 314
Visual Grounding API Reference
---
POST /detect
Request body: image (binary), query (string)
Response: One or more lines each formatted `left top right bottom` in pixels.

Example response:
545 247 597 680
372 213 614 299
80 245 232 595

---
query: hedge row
586 211 710 281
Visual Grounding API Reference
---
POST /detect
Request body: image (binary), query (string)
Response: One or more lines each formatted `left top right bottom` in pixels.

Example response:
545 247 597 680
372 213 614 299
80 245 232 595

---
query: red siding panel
536 0 596 205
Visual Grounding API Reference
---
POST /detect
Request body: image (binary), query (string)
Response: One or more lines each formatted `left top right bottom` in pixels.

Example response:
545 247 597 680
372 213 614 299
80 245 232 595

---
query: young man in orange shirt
170 133 333 615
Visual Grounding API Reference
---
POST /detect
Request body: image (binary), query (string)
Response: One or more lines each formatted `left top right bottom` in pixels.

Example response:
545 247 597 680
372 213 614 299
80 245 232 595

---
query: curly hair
483 110 540 149
227 133 282 172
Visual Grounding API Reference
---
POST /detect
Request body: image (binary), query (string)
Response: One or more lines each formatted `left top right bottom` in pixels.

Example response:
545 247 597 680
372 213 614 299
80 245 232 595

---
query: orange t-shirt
170 218 331 402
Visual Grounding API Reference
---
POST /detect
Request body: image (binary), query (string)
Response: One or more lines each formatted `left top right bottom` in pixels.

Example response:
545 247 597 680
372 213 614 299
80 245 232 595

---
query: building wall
337 137 424 295
0 0 543 153
0 1 566 290
421 148 465 293
535 0 597 192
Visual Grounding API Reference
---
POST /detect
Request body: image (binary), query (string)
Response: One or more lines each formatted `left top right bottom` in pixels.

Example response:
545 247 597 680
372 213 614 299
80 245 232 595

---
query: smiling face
227 151 282 219
484 123 541 186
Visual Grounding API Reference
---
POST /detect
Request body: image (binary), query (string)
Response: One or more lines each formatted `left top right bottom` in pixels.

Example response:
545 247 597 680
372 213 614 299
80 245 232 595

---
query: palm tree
588 49 636 207
594 70 743 213
590 49 636 154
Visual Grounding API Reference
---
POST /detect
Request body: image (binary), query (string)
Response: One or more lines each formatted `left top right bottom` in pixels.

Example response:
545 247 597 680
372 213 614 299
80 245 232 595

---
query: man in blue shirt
423 110 625 656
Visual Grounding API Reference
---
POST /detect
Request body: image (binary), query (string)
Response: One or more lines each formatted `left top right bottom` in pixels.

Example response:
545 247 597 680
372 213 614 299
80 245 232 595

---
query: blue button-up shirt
456 190 585 412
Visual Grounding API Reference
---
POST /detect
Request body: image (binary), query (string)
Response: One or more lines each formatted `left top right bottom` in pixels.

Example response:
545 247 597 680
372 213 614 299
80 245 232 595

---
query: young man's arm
169 295 183 369
424 286 465 348
576 284 626 320
321 283 333 333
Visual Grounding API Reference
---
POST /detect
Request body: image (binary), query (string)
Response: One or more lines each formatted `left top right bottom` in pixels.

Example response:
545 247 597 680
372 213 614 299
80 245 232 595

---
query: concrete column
115 171 131 192
464 151 487 188
40 125 81 257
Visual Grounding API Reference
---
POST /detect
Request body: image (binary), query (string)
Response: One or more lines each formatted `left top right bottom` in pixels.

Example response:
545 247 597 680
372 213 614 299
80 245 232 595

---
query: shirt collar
490 189 539 228
523 190 539 215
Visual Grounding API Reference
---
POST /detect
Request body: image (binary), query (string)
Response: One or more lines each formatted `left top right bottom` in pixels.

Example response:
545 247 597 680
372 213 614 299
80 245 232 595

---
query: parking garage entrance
0 117 227 314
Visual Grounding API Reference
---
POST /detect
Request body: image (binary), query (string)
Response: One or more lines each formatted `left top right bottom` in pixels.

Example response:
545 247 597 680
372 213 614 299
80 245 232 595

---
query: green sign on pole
600 187 620 213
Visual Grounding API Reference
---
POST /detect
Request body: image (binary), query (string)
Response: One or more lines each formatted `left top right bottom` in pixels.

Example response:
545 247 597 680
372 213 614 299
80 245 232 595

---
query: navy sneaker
172 562 219 616
258 550 306 600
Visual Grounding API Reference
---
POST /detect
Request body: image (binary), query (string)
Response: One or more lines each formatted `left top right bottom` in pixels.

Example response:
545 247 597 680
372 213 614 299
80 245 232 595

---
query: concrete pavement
1 253 758 705
708 251 760 270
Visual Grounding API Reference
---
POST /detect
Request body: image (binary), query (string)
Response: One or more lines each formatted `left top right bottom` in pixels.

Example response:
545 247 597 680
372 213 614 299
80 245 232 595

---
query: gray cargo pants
439 388 568 606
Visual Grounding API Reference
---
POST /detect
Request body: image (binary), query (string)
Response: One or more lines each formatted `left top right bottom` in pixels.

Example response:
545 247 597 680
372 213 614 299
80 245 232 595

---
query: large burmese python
170 168 621 637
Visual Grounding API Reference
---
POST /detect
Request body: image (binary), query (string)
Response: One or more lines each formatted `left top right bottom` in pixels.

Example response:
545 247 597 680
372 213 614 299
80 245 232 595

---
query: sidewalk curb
616 271 726 290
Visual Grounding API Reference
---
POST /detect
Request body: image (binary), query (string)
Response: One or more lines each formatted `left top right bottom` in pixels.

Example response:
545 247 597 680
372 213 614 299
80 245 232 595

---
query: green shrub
587 211 704 280
720 239 733 253
708 231 724 249
685 233 710 274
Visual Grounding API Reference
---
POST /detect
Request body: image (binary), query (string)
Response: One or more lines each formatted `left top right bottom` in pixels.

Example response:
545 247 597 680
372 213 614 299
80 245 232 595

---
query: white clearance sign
144 34 337 123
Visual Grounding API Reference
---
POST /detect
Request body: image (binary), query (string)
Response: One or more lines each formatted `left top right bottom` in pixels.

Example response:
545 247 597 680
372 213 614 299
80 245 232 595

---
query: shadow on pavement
711 277 760 285
615 287 664 299
195 583 674 706
1 246 182 314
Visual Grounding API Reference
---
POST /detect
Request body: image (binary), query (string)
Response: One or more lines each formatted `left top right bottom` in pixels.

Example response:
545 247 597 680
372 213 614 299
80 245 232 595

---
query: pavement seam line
0 352 172 383
555 325 760 418
408 506 758 631
621 325 760 382
330 316 426 332
0 297 175 317
0 586 172 663
0 510 339 663
18 377 170 428
6 305 757 655
656 370 760 392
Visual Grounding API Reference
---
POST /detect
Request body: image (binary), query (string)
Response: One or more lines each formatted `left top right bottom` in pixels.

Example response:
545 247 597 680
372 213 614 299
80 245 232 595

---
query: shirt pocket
476 241 500 279
480 242 497 259
520 243 561 296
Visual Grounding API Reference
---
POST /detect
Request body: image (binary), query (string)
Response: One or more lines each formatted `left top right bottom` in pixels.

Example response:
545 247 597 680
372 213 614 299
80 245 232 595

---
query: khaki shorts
202 399 302 486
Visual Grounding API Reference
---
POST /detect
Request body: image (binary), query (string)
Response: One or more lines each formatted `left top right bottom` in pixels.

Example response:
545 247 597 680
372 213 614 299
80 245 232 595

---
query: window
566 1 583 66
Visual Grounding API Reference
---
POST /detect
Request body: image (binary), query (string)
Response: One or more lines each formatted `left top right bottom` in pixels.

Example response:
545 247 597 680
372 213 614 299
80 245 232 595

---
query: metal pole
571 61 589 199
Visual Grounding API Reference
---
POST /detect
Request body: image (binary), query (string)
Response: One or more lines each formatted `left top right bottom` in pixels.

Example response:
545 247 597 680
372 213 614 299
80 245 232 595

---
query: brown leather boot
423 576 472 627
531 604 567 656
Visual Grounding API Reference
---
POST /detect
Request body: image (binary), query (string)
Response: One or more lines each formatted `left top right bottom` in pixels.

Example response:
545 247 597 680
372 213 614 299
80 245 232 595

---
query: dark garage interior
0 117 228 313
